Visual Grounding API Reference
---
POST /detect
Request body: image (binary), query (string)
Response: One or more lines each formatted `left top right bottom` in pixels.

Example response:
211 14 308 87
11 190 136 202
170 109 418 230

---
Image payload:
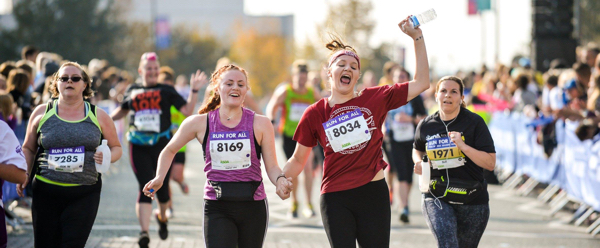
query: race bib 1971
210 131 252 170
426 134 466 169
323 108 371 153
47 146 85 173
134 109 161 133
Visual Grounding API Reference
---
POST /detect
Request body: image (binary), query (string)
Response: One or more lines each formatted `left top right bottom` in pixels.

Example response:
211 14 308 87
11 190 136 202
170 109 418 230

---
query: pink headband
141 52 158 61
328 50 360 70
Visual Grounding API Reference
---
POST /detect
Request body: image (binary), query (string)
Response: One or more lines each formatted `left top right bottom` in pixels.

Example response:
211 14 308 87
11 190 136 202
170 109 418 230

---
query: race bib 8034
323 108 371 153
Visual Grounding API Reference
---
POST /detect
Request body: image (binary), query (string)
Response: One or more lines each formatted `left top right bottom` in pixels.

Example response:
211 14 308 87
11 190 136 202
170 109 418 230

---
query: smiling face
216 69 248 108
139 59 160 86
435 80 464 114
328 55 360 95
57 66 86 98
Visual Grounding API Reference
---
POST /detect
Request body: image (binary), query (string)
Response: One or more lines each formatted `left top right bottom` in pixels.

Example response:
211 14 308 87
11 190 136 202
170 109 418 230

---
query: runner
413 76 496 248
17 62 122 247
280 17 430 247
266 60 322 218
110 52 206 247
0 120 27 248
383 67 427 223
158 66 190 219
143 64 292 248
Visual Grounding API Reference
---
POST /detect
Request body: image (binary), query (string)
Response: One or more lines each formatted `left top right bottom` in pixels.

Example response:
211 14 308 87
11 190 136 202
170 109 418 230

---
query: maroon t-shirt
294 82 409 193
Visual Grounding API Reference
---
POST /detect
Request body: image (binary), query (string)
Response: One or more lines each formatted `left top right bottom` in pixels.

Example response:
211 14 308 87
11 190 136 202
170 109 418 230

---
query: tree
228 28 292 98
0 0 126 65
317 0 375 57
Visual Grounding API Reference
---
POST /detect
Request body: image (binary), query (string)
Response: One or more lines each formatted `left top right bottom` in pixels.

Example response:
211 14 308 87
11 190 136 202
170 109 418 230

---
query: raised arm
398 17 430 101
179 70 208 116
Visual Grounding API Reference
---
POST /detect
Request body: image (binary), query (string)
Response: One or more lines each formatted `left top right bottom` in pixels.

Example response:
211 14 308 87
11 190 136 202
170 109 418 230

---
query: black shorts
282 134 296 159
173 152 186 164
384 133 414 183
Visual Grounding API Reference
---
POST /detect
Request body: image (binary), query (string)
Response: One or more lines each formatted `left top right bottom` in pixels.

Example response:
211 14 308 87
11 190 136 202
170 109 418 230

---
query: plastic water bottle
95 139 111 173
419 155 430 193
410 9 437 28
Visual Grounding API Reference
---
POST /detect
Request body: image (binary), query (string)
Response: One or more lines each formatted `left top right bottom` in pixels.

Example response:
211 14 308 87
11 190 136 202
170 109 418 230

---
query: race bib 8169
209 131 252 170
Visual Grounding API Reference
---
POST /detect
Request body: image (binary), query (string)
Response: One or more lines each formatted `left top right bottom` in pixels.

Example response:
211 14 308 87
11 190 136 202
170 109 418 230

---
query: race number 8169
332 120 362 137
216 142 244 152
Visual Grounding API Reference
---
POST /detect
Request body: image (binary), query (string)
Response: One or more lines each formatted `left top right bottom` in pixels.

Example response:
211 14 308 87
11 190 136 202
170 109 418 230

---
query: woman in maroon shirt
281 16 430 247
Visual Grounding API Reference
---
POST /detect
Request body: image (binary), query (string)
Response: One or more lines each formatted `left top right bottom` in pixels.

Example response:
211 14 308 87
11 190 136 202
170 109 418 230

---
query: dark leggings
203 199 268 248
320 179 390 248
31 176 102 248
422 195 490 248
130 138 171 203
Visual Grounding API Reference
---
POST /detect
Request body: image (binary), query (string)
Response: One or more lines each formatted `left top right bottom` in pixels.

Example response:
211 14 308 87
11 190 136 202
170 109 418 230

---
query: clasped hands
275 176 293 200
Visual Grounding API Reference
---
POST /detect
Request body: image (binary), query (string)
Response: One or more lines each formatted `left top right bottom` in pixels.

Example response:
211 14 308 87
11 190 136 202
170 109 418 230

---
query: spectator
174 74 190 100
511 74 537 112
379 61 399 86
0 75 6 93
580 43 600 68
587 74 600 115
357 69 377 91
21 45 39 63
0 93 16 130
0 61 16 79
573 62 592 90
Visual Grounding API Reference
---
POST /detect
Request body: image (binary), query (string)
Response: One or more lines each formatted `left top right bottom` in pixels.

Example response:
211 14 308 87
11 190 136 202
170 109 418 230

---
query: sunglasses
58 76 83 82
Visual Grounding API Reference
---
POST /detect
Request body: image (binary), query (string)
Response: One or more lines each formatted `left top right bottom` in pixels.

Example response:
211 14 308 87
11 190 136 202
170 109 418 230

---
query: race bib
47 146 85 173
323 108 371 152
210 131 252 170
290 102 310 121
426 135 466 170
134 109 161 133
391 121 415 142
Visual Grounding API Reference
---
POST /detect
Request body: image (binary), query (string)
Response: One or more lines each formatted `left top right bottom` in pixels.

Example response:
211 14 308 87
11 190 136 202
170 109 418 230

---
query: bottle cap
422 155 429 162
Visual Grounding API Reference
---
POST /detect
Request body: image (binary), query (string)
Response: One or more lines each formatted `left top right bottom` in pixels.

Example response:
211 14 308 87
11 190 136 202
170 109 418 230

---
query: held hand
276 177 293 200
448 131 465 148
190 70 208 92
16 179 28 198
93 151 103 164
414 161 422 175
143 178 164 200
398 16 423 39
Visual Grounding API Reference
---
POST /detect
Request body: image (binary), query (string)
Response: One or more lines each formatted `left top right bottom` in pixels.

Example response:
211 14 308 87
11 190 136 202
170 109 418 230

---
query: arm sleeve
293 105 318 148
0 125 27 170
413 119 426 152
472 115 496 153
381 82 409 111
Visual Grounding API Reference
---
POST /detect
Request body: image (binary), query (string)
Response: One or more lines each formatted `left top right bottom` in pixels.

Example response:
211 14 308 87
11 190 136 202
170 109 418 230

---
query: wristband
276 173 286 183
192 89 199 93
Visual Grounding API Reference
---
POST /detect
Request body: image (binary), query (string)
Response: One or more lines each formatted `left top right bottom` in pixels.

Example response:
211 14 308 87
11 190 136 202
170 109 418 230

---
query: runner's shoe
138 231 150 248
288 201 299 219
400 207 409 223
303 203 316 218
155 212 169 240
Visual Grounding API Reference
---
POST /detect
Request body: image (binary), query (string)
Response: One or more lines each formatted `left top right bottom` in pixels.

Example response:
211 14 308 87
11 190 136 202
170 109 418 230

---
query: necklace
222 108 242 121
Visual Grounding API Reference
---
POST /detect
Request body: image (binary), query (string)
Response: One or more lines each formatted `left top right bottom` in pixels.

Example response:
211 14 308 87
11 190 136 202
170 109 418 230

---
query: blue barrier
489 113 600 211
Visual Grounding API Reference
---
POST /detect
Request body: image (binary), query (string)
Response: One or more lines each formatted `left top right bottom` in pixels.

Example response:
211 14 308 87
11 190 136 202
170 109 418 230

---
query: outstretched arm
398 16 430 101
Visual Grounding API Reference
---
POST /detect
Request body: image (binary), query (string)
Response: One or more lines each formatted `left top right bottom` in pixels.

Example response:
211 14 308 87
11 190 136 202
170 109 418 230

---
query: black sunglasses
58 76 83 82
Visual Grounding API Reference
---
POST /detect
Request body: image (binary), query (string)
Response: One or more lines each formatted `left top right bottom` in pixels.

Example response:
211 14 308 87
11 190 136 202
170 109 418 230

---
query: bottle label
410 16 420 28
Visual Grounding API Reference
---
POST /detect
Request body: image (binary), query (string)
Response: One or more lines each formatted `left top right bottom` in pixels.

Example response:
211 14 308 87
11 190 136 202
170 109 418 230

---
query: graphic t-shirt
294 82 409 193
413 107 496 205
121 84 186 133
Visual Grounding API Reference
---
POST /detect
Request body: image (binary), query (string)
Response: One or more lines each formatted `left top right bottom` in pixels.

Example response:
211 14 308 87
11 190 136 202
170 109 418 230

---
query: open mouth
443 100 452 105
229 93 240 98
340 75 351 85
